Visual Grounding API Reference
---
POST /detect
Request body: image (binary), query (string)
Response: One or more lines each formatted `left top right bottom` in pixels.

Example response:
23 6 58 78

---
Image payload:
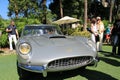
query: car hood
19 35 96 64
22 35 89 50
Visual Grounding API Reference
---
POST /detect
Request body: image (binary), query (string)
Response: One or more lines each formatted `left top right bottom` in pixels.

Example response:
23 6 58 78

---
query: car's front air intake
47 56 93 70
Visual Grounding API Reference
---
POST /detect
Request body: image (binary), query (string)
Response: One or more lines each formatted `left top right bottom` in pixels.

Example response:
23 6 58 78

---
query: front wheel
17 62 34 80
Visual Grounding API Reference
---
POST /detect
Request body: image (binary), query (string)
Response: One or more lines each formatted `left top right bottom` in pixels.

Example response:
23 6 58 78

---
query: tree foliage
49 0 120 21
8 0 41 18
7 0 120 22
49 0 84 19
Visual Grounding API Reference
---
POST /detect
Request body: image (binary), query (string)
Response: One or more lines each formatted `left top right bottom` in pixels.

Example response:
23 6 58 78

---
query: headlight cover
19 43 31 55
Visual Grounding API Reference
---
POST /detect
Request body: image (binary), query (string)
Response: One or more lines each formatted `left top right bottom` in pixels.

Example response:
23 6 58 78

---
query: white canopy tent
52 16 80 25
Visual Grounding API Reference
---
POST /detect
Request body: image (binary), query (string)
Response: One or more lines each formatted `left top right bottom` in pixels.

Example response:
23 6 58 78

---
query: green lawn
0 54 19 80
0 45 120 80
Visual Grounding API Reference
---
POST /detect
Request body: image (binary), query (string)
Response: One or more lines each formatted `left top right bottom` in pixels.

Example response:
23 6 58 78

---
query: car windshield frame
21 25 63 36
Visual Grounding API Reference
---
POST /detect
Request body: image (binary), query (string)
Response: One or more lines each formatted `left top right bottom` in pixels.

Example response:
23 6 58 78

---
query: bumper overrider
18 63 48 77
18 57 98 77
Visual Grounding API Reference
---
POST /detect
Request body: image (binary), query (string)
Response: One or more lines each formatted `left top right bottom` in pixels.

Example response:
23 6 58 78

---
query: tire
17 62 32 79
79 66 86 70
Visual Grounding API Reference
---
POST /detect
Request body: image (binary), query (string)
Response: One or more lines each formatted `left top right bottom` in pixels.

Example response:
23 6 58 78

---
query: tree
59 0 63 18
114 0 120 16
109 0 114 23
49 0 84 19
49 0 62 19
8 0 42 18
40 0 47 24
8 0 20 18
83 0 87 31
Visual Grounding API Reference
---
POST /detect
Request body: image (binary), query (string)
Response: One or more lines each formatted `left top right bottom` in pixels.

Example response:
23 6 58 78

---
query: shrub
102 20 109 28
71 31 91 38
0 33 8 47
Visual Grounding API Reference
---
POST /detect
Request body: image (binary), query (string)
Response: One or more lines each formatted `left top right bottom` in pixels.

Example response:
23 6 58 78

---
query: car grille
47 56 93 70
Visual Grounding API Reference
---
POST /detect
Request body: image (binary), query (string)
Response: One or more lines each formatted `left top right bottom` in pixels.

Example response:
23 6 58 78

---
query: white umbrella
52 16 80 25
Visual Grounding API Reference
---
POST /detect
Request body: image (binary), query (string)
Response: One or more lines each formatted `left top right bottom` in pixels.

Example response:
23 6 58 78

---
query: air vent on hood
49 36 66 38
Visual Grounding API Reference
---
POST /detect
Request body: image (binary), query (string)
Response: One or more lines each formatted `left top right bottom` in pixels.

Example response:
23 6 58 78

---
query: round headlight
19 43 31 55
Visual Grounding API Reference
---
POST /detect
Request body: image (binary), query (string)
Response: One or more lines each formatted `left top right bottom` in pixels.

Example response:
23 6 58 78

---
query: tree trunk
60 0 63 18
42 0 47 24
109 0 114 23
14 2 18 18
83 0 87 31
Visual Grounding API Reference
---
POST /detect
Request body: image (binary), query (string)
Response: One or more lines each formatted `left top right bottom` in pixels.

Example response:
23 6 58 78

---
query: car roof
24 24 56 29
26 24 54 26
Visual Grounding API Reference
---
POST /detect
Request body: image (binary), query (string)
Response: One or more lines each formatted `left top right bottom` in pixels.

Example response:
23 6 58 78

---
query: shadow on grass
98 50 120 66
99 50 120 59
100 57 120 66
19 68 117 80
99 50 112 55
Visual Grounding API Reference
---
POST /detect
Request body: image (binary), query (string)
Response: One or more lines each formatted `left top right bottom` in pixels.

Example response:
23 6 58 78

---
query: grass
0 45 120 80
0 54 19 80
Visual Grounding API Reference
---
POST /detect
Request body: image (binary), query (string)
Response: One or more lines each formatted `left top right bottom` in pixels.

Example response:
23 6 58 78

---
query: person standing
96 16 105 51
90 18 99 43
111 15 120 55
105 24 111 44
6 20 19 50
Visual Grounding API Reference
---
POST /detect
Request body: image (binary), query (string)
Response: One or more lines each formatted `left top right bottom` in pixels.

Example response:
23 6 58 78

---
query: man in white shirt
96 16 105 51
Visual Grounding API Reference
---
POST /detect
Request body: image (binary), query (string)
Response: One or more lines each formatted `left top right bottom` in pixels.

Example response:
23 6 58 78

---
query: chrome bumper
18 57 99 77
18 63 48 77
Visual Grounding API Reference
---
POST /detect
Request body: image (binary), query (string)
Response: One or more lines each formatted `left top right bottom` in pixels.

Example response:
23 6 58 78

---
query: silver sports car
16 24 98 78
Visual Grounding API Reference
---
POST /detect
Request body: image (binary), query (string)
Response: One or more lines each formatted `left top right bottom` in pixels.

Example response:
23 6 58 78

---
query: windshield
22 25 62 36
